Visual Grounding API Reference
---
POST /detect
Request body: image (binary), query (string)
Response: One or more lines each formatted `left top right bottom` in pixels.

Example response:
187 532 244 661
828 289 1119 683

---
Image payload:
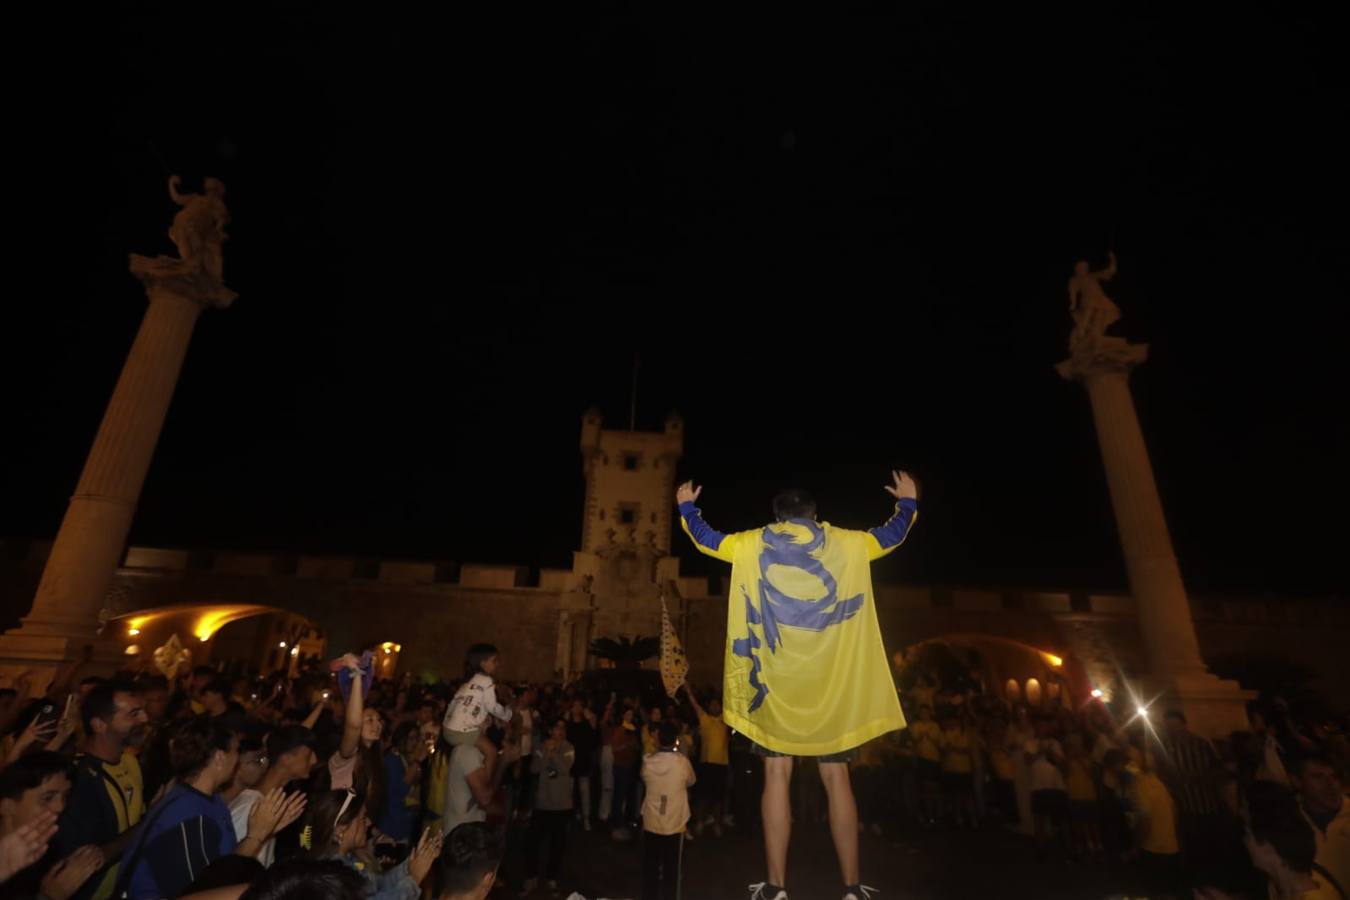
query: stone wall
2 539 1347 698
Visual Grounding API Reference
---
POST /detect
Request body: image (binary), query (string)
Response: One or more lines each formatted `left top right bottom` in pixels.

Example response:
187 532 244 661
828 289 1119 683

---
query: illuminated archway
899 633 1083 709
112 604 325 675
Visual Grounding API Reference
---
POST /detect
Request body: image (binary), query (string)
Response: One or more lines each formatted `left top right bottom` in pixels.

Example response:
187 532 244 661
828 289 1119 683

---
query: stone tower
556 409 686 679
579 407 683 554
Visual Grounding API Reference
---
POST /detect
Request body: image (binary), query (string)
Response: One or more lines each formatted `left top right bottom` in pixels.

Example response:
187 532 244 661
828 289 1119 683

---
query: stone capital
129 254 237 309
1056 336 1149 382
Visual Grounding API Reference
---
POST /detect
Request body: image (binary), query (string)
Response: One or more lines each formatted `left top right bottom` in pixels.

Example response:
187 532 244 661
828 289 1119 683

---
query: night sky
5 7 1346 597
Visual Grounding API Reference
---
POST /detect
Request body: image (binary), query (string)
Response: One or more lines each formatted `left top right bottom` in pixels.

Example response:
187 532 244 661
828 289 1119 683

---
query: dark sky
4 7 1347 596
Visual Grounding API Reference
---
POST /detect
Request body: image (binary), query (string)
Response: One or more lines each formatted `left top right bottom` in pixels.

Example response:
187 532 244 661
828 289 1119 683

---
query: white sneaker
842 885 879 900
748 883 788 900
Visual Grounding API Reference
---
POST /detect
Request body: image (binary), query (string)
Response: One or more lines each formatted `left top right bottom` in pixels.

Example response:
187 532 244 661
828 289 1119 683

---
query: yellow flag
681 515 911 756
659 596 688 698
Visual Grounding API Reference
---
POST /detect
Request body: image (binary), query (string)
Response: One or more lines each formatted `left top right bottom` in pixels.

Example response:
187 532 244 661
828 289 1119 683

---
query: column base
0 626 127 694
1140 668 1256 738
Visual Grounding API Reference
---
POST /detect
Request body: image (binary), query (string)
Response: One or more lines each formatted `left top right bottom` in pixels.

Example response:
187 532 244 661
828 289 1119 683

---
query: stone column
0 178 235 680
1059 336 1252 736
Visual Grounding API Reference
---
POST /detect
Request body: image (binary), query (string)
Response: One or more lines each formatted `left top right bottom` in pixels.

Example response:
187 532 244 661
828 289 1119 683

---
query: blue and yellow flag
679 499 916 756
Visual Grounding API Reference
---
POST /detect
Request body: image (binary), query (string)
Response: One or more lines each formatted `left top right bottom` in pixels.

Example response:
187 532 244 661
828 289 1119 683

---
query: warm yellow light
128 628 140 636
383 647 391 654
1091 689 1104 699
290 646 299 657
279 641 287 649
381 641 395 649
1044 653 1063 667
125 644 141 655
192 606 271 642
394 644 401 653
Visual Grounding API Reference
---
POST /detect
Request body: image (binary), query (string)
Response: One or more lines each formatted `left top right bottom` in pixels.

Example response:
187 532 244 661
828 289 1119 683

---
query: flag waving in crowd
659 594 689 699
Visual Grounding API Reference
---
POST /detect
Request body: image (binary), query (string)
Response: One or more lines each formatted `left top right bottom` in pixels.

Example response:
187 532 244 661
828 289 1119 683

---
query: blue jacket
121 783 237 899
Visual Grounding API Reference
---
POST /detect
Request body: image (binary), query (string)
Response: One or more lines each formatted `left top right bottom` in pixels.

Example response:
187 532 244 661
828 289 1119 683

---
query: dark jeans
523 809 570 880
642 831 684 900
611 765 638 826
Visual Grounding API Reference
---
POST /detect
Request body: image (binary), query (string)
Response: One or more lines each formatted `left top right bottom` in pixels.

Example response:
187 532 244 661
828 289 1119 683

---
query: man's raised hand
884 470 918 502
675 481 702 506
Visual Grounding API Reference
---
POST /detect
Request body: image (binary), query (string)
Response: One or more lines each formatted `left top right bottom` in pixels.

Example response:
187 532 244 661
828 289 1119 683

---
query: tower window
623 454 640 471
619 504 638 525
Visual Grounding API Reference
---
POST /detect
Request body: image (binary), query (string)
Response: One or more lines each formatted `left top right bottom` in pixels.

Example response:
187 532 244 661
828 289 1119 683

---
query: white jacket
641 750 696 835
443 674 512 736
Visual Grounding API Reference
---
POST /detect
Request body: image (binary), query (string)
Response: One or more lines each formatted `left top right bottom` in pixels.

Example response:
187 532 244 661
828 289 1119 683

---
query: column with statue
0 177 237 685
1057 253 1252 736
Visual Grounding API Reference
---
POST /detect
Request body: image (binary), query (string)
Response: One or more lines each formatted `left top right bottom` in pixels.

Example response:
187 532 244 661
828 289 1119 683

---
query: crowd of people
0 640 1345 900
880 667 1350 899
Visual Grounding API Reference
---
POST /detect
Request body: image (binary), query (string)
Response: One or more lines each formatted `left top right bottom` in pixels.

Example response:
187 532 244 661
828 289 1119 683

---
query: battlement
3 537 1343 628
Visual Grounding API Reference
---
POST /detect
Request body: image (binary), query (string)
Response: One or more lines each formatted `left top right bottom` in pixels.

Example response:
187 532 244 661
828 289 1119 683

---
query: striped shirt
1161 731 1222 816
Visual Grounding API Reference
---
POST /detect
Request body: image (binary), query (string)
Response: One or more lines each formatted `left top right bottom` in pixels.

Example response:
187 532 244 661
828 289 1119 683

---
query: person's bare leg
762 756 793 887
819 762 860 886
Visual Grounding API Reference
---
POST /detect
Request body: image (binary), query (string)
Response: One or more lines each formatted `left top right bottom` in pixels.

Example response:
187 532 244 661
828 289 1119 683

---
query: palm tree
588 635 660 670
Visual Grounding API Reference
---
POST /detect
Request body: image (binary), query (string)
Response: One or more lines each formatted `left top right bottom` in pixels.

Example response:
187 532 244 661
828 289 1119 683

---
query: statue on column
167 176 230 280
1067 251 1120 354
129 175 237 307
1057 251 1147 380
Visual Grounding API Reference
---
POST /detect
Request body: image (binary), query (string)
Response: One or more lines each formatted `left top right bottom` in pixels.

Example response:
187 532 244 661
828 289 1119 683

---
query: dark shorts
916 758 941 781
750 740 858 764
1032 789 1069 819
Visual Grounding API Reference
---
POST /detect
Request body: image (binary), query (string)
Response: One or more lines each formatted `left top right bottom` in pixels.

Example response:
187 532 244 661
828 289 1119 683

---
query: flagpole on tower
629 352 640 431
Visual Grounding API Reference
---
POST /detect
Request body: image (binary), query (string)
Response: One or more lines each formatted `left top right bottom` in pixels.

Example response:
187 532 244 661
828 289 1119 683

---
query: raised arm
301 695 327 732
681 682 706 718
675 481 739 563
337 654 365 759
866 470 919 560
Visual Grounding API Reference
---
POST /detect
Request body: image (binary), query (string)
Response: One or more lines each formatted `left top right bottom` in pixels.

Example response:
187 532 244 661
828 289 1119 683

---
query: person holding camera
519 718 574 895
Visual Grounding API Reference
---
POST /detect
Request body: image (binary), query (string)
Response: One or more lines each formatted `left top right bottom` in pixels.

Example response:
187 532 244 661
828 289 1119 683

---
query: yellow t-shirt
1066 758 1097 802
91 751 145 900
424 748 449 822
940 728 973 774
697 712 729 766
910 721 941 763
642 725 660 757
1132 771 1179 855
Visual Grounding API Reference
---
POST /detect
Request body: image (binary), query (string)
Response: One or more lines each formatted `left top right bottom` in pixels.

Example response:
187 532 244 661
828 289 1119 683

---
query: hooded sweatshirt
640 749 696 836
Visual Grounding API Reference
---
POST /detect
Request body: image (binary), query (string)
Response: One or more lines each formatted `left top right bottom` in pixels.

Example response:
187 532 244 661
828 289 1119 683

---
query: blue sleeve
867 498 918 556
369 860 421 900
678 502 728 554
